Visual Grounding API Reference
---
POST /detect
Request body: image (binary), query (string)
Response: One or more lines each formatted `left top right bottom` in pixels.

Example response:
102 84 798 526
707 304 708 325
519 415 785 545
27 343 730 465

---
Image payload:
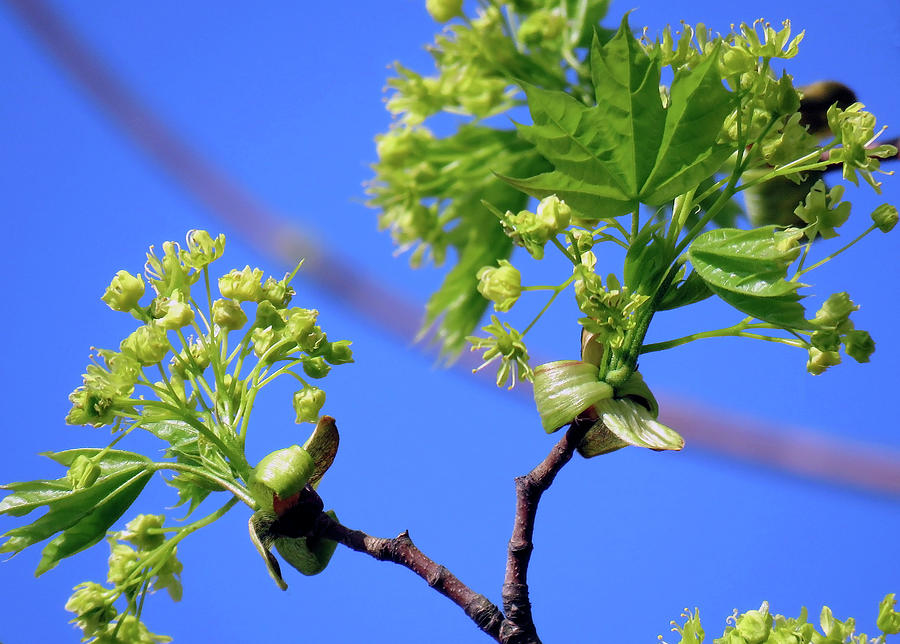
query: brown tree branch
313 509 505 641
499 417 594 644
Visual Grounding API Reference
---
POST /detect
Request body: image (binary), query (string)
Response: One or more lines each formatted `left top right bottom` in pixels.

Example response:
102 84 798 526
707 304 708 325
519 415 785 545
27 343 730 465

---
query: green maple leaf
501 15 733 219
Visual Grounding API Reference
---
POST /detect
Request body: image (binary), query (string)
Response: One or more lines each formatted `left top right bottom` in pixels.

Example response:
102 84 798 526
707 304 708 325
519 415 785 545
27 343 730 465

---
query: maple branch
499 417 594 644
315 511 505 641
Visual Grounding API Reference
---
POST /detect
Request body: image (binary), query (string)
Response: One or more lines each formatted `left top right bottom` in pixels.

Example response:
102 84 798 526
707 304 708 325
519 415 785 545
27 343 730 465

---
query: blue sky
0 1 897 642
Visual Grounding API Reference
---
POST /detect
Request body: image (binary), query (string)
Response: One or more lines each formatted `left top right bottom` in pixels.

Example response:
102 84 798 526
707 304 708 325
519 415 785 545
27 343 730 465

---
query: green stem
551 236 579 265
522 274 575 336
153 463 255 508
797 224 878 277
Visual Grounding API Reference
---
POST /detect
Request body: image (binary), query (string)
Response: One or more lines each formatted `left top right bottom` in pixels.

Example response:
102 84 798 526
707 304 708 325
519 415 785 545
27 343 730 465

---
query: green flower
107 541 139 588
65 582 117 637
467 316 533 388
324 340 354 365
302 356 331 379
806 346 841 375
260 276 294 307
877 593 900 635
156 296 194 330
294 386 326 424
871 203 898 233
212 298 247 331
101 270 145 312
145 241 193 298
180 229 225 269
219 266 264 302
121 324 170 366
476 260 522 312
842 329 875 363
793 180 851 240
119 514 165 551
94 615 171 644
426 0 463 24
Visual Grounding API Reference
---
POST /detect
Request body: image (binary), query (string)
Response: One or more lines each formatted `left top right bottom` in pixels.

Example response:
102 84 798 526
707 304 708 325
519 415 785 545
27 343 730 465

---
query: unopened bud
212 299 247 331
101 271 145 312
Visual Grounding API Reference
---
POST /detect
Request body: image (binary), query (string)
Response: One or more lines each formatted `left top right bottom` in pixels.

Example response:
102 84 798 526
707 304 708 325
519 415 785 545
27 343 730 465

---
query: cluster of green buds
63 513 181 643
806 293 874 375
491 194 572 260
67 230 353 434
665 596 900 644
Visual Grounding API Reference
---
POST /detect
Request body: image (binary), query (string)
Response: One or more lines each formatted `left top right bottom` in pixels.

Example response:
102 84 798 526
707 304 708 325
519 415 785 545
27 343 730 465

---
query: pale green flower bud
101 270 145 312
807 347 841 375
813 292 858 330
121 324 169 366
218 266 264 302
120 514 165 551
324 340 353 365
157 297 194 330
293 386 326 424
536 195 571 231
871 203 898 233
65 582 117 637
285 307 318 338
67 455 101 489
736 605 772 644
843 329 875 363
426 0 462 23
212 298 247 331
260 276 293 307
255 300 287 329
107 541 139 587
477 260 522 312
251 326 277 359
302 356 331 379
877 593 900 635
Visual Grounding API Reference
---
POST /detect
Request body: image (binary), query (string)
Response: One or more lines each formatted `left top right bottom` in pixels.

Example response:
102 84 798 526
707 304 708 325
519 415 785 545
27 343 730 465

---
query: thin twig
499 417 593 644
315 511 505 641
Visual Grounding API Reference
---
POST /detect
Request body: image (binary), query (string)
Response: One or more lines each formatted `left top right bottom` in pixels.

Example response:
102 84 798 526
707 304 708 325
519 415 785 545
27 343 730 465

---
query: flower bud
426 0 462 23
157 297 194 330
120 324 169 366
107 541 139 587
476 260 522 312
735 605 772 644
293 386 326 424
101 271 145 312
324 340 354 365
871 203 898 233
67 455 101 489
285 307 318 338
536 195 571 231
302 356 331 379
65 582 117 637
260 276 293 307
843 329 875 363
218 266 264 302
813 292 857 329
806 346 841 375
212 298 247 331
251 326 278 359
877 593 900 635
119 514 165 551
